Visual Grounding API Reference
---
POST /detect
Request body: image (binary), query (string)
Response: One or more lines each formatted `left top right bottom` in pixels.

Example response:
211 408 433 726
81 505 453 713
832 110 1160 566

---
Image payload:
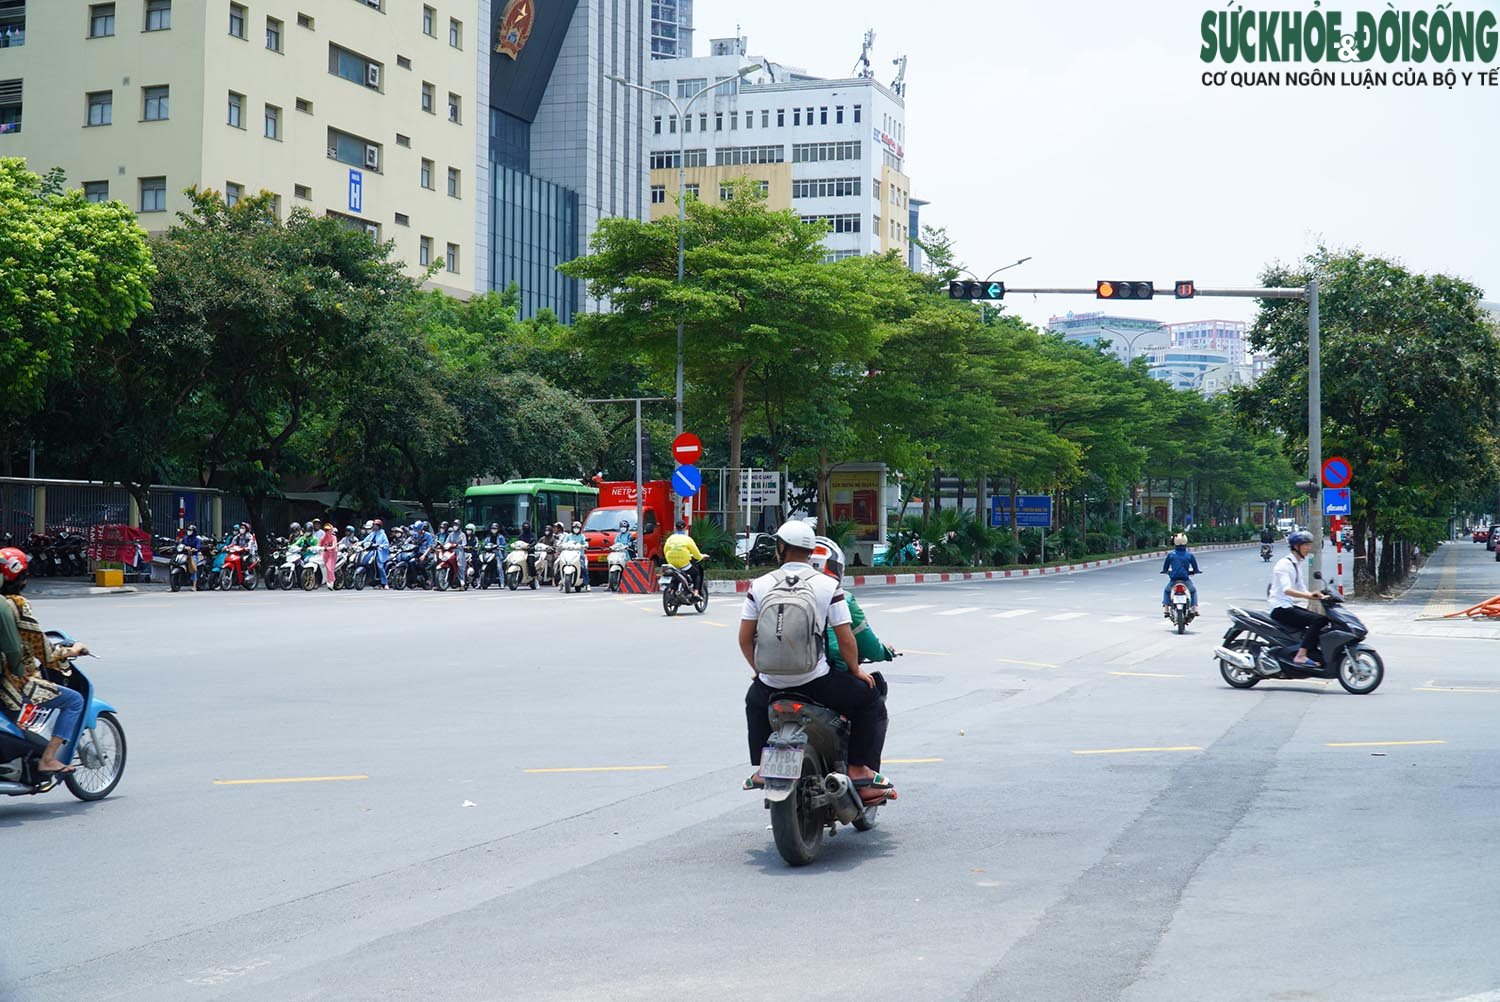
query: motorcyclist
561 521 590 591
0 548 89 775
230 521 256 554
739 521 893 803
1160 532 1200 616
409 521 436 586
1259 525 1275 545
180 523 203 587
810 536 897 669
1269 530 1329 666
445 521 470 590
367 519 391 588
537 522 559 580
485 522 507 549
663 519 707 600
614 519 637 559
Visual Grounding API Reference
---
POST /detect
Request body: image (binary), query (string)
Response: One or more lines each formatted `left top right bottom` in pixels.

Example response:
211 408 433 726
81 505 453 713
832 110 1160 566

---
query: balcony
0 0 25 48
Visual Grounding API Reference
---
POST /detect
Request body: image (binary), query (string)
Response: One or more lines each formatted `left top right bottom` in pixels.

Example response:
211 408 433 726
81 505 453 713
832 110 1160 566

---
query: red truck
582 480 675 581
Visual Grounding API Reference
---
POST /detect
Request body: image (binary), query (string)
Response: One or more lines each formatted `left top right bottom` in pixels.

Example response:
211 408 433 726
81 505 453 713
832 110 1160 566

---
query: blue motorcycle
0 630 127 802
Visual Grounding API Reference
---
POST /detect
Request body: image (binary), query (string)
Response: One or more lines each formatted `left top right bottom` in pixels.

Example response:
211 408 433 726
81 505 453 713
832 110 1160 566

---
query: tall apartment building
1 0 482 296
0 0 650 318
649 0 692 59
644 35 917 263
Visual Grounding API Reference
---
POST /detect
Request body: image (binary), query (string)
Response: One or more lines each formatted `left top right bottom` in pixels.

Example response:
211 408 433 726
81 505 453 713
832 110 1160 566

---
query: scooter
532 541 554 588
1214 590 1385 694
476 541 501 589
606 543 630 592
1 630 127 802
263 537 287 589
219 543 260 590
557 541 587 594
1261 542 1275 562
660 560 708 616
434 542 461 591
504 541 534 590
352 540 385 590
299 544 326 591
759 673 890 866
1161 571 1199 634
168 542 196 593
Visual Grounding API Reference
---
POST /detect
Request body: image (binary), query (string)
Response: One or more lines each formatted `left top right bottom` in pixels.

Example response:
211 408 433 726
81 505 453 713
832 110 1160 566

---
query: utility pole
1306 278 1323 586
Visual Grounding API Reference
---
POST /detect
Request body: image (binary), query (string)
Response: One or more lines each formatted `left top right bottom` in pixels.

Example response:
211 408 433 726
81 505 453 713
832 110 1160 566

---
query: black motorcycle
1215 591 1384 694
660 561 708 616
1260 542 1274 562
263 537 287 590
760 676 889 866
475 541 501 589
168 543 195 593
1163 572 1199 635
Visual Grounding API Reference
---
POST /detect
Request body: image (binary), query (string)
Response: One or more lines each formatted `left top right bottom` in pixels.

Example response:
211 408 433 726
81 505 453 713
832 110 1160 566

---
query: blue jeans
39 687 83 743
1163 578 1198 606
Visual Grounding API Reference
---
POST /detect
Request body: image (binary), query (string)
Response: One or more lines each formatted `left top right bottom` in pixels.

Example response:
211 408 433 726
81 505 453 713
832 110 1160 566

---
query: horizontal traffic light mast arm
1003 286 1307 299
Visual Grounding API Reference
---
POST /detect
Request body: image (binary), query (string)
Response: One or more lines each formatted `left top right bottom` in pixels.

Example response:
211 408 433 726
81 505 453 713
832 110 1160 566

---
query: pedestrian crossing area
856 601 1144 624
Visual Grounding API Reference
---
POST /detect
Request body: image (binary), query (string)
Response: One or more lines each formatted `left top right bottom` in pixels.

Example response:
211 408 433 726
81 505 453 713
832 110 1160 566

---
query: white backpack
754 571 823 678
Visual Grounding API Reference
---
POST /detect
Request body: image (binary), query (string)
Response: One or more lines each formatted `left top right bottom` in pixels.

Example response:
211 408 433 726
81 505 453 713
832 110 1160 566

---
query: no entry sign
672 433 702 465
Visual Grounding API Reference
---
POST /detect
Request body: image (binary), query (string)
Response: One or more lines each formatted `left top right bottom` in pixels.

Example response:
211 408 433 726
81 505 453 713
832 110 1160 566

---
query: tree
0 158 154 472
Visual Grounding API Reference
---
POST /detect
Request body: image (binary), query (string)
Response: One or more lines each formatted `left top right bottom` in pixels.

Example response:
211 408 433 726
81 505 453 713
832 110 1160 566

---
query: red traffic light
1096 281 1153 300
1174 280 1196 299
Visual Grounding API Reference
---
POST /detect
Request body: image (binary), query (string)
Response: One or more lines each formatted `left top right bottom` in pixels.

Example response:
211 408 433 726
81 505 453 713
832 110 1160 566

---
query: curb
26 585 141 601
706 542 1260 594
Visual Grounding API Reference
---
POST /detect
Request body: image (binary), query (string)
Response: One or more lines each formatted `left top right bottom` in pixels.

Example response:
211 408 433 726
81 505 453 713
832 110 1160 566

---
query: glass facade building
491 163 579 323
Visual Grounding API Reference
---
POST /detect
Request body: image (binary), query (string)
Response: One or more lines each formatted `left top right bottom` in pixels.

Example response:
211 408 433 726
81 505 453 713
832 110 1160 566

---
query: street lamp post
1096 324 1168 364
608 64 763 440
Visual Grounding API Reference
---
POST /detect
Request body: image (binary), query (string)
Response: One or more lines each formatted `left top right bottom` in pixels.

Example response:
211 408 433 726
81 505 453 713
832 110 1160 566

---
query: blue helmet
1287 530 1313 548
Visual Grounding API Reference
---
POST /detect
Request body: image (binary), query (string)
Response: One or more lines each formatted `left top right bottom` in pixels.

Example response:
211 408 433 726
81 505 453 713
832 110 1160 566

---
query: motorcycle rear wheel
65 711 127 802
770 764 825 866
663 588 679 616
1175 610 1186 635
853 804 879 832
1338 647 1384 694
1219 638 1260 689
243 569 259 590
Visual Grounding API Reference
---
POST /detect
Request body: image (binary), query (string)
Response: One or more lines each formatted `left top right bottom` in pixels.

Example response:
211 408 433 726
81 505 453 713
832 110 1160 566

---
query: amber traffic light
1096 280 1153 300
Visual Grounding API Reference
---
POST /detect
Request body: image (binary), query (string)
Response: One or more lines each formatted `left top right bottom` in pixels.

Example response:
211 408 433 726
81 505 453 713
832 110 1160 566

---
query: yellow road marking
1072 746 1202 756
523 765 670 774
901 649 953 657
1416 686 1500 694
212 775 369 785
1325 740 1446 748
883 757 944 764
1109 671 1184 679
995 657 1058 669
698 619 728 628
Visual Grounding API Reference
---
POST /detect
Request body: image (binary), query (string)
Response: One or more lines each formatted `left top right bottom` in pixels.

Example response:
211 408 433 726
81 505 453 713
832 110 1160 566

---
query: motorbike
332 541 359 590
387 542 414 591
557 541 587 594
759 675 889 866
277 541 307 590
476 541 501 589
1261 542 1275 562
262 537 287 589
352 540 384 590
606 542 630 592
504 540 535 590
532 541 555 588
1 630 128 802
1214 590 1385 694
219 543 259 590
168 542 201 593
434 542 461 591
660 560 708 616
299 544 325 591
1163 573 1198 634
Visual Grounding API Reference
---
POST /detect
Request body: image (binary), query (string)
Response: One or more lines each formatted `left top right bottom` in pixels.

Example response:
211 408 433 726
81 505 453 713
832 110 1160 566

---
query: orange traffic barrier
1443 596 1500 619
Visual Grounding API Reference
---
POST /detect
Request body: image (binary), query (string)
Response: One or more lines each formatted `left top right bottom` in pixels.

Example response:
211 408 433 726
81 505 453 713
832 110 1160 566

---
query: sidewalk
22 578 155 601
1355 541 1500 640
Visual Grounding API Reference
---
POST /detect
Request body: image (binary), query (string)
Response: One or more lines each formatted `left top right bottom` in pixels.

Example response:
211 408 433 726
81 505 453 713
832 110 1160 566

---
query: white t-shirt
1268 553 1307 611
740 561 852 688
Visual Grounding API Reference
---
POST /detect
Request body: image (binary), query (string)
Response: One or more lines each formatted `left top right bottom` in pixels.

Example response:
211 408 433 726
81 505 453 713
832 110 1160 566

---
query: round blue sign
672 464 702 498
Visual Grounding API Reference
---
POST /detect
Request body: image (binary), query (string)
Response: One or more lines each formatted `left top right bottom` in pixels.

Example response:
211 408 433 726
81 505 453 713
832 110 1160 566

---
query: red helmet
0 547 28 582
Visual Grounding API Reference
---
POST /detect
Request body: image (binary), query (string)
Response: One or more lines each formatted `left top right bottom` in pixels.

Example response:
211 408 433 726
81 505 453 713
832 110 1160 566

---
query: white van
1276 517 1296 534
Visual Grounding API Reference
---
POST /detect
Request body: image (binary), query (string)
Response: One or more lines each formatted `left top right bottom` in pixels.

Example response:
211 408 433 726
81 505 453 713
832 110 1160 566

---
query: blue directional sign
348 169 363 213
672 464 702 498
990 494 1053 528
1322 488 1351 516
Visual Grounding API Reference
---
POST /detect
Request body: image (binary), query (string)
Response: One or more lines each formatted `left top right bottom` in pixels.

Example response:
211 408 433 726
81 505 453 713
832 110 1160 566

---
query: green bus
463 479 598 533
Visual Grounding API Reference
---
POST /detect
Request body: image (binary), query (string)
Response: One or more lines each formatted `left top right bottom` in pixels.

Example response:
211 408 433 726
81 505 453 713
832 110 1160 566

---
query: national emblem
495 0 535 59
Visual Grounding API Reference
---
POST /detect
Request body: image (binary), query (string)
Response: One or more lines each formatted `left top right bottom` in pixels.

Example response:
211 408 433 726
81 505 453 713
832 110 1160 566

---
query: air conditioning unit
367 64 381 88
364 223 380 238
364 145 380 169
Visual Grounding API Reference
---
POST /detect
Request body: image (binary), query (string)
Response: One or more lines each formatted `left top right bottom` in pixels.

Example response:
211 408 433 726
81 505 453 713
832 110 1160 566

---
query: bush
690 518 738 565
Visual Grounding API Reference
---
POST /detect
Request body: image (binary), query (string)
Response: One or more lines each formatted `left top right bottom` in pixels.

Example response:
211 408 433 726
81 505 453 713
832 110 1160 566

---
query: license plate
760 745 804 781
1172 593 1188 604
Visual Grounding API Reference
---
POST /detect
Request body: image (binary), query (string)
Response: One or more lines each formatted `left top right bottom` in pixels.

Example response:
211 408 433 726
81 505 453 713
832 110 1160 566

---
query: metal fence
44 483 131 530
0 483 34 541
0 478 227 538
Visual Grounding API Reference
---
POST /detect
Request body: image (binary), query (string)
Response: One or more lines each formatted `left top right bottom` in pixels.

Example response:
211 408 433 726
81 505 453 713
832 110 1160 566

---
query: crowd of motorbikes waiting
164 517 645 594
0 530 93 579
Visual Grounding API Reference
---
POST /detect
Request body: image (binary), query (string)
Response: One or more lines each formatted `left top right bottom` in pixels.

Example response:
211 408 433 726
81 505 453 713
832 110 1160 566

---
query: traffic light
1095 280 1154 300
1174 280 1196 299
947 280 1005 301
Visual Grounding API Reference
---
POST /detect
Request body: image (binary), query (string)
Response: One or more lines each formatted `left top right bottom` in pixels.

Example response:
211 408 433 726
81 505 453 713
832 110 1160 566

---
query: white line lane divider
937 607 982 616
885 604 934 614
991 609 1034 619
1045 612 1087 621
1103 615 1141 623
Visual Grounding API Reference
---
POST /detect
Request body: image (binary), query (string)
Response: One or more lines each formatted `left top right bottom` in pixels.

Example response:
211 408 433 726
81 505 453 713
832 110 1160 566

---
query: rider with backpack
738 520 894 803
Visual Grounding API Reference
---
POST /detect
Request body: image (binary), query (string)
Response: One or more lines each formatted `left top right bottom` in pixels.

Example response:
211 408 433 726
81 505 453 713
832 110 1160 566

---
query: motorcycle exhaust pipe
0 781 36 795
822 773 865 825
1214 647 1254 671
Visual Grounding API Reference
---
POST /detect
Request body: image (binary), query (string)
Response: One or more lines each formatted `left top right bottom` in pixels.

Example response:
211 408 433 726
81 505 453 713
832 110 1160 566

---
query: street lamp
1097 323 1168 364
608 63 764 439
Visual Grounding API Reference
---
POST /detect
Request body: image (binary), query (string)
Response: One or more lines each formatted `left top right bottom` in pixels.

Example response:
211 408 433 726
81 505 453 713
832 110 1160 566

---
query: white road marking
991 609 1034 619
885 604 934 614
1103 615 1140 623
937 607 982 616
1045 612 1087 621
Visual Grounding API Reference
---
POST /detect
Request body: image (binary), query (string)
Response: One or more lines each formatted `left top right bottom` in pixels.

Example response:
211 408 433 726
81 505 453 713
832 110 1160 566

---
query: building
0 0 650 319
1 0 482 296
1164 318 1247 365
1048 312 1169 362
644 34 916 263
649 0 693 59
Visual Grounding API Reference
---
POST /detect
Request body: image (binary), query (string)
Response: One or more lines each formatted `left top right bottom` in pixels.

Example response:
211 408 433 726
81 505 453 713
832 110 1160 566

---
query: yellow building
0 0 479 295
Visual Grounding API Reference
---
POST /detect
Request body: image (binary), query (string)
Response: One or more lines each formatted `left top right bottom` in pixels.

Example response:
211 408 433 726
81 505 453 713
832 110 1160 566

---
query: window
800 213 861 234
652 115 661 135
89 3 115 37
421 5 434 35
225 181 243 207
445 242 458 272
699 112 707 131
853 104 861 123
142 85 169 121
447 92 460 123
228 3 246 38
330 44 382 90
265 16 282 50
684 148 707 167
792 177 861 199
835 106 844 124
683 115 691 134
446 166 459 197
667 115 675 134
294 183 311 200
650 185 665 205
139 175 166 212
792 109 800 126
744 111 752 129
420 158 433 188
296 12 313 28
263 103 280 140
714 112 723 131
650 79 668 93
86 90 113 127
776 109 784 126
683 183 699 199
295 97 312 114
714 144 784 166
327 126 380 171
676 77 705 98
448 17 460 47
268 194 281 219
720 180 768 200
420 81 434 113
0 80 20 135
395 133 410 148
419 235 432 266
805 106 813 124
144 0 171 31
761 110 769 128
730 111 738 130
396 54 410 69
792 141 860 163
83 181 110 203
650 149 707 169
820 107 828 125
394 212 409 226
226 90 243 128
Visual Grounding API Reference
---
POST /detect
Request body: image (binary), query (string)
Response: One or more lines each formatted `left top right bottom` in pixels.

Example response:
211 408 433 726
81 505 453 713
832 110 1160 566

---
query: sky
694 0 1500 331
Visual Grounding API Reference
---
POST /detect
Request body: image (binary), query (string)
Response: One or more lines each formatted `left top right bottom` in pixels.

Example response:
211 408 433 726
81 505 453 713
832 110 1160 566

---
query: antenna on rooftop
890 55 908 96
851 29 875 78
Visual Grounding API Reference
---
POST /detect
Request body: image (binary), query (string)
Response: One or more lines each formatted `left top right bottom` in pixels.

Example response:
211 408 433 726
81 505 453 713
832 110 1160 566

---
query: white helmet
1173 533 1188 546
363 520 375 531
808 536 845 583
773 520 817 552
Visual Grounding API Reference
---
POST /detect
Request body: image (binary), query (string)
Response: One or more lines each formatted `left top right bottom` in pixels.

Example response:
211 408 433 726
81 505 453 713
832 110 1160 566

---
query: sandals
853 774 898 801
742 773 764 790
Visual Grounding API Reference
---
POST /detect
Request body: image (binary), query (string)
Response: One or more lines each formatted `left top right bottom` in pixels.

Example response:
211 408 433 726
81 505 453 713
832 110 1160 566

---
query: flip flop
742 773 765 790
38 765 78 776
853 774 897 801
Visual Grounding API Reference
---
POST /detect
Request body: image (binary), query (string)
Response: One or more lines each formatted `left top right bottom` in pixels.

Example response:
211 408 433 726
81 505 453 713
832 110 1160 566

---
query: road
5 542 1500 1001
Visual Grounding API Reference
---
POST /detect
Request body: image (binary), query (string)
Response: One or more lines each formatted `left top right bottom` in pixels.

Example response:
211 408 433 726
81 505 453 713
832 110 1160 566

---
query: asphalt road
4 543 1500 1002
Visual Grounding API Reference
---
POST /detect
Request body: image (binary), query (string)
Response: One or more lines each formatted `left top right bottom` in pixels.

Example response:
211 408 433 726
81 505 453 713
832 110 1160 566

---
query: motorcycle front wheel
66 711 127 802
301 567 318 591
608 568 621 592
220 568 235 591
353 567 367 591
1338 647 1385 694
169 572 182 593
694 589 709 614
769 764 824 866
390 566 407 591
244 567 259 590
506 570 519 591
435 568 450 592
278 568 293 590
